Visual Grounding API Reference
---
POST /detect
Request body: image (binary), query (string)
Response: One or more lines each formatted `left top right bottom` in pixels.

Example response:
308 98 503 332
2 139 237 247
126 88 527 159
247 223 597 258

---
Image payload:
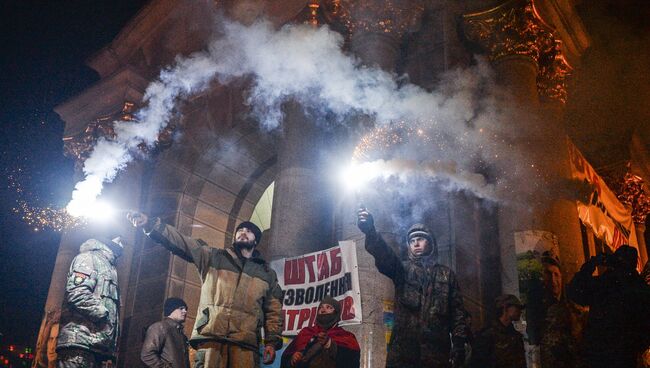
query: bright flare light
66 198 117 222
338 161 383 193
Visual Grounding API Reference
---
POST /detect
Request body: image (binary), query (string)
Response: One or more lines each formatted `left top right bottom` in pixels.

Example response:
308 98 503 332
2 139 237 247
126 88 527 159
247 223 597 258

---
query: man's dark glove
451 337 466 368
581 255 602 274
356 208 375 235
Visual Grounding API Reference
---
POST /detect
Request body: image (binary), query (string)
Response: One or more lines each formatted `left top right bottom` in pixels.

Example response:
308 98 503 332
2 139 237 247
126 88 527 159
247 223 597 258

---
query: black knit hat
164 298 187 317
235 221 262 245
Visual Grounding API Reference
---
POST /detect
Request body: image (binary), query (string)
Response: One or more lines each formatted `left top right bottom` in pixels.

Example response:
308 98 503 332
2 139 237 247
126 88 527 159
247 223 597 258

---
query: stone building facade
33 0 650 367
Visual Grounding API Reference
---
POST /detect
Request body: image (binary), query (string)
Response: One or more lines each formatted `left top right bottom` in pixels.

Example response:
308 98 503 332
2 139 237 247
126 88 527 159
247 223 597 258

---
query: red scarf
285 325 360 356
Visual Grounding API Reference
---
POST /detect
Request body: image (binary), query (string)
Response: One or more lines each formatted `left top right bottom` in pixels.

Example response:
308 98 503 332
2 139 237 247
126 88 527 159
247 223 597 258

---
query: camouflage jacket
470 320 526 368
146 219 284 351
56 239 120 357
365 230 467 367
540 297 587 368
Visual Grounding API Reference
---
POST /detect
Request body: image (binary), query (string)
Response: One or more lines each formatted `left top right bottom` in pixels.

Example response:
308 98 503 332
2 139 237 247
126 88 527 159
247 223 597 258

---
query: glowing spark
8 171 86 232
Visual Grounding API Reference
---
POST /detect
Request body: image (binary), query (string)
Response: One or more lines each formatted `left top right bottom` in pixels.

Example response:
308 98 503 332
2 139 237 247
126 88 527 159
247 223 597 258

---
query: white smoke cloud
67 18 533 217
340 159 496 200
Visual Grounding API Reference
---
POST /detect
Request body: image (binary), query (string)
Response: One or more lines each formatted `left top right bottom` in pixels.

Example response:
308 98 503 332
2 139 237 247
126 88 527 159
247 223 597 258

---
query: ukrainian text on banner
270 241 362 335
567 139 638 250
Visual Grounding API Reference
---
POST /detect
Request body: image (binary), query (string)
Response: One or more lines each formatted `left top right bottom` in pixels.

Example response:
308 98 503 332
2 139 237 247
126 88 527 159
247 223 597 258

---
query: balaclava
316 296 341 330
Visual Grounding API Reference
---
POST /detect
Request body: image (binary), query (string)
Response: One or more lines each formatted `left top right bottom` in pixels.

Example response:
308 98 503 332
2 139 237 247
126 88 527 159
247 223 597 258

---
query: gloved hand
356 207 375 235
451 337 466 368
582 254 604 274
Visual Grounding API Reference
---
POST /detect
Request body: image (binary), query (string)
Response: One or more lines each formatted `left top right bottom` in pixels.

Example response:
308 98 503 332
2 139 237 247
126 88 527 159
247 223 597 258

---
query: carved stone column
463 0 584 289
267 101 335 258
617 173 650 264
323 2 423 366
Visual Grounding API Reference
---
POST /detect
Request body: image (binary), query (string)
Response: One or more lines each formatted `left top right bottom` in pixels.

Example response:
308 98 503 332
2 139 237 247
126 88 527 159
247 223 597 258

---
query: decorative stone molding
322 0 424 39
462 0 573 104
537 40 572 103
617 172 650 225
63 101 175 169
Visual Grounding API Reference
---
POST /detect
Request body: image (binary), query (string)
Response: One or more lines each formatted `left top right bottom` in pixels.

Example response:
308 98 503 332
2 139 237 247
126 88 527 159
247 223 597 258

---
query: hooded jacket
364 230 467 367
56 239 120 358
145 218 284 351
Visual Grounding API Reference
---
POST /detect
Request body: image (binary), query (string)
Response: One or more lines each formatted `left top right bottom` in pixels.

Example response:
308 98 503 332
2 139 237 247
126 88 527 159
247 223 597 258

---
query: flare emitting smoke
67 18 524 216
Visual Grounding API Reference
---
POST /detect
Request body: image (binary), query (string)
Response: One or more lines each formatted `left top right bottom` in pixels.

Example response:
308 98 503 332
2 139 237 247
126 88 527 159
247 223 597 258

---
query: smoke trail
341 159 496 200
67 19 523 216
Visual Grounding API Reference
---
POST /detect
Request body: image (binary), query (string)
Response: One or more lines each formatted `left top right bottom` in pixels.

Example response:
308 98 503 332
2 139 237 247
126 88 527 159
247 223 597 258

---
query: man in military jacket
128 212 283 368
56 237 122 368
470 295 526 368
537 252 586 368
357 208 468 368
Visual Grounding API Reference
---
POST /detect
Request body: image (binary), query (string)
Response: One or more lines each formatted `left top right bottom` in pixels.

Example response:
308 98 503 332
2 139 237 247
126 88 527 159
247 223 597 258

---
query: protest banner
270 241 362 335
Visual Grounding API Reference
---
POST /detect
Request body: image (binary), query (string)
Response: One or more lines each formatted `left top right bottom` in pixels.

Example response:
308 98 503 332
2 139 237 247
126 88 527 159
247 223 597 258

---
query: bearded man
128 212 283 368
281 296 360 368
357 208 468 368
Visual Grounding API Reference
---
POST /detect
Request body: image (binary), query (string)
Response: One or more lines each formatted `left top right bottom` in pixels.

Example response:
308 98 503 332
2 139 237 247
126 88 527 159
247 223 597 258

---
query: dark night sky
0 0 147 347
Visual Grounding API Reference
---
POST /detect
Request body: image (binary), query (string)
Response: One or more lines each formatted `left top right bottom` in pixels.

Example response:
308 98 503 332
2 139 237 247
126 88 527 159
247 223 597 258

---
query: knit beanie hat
406 223 436 257
164 298 187 317
235 221 262 245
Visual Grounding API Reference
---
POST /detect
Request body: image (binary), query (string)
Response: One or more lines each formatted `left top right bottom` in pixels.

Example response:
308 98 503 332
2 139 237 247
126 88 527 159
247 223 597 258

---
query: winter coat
470 320 526 368
539 297 587 368
146 219 284 351
364 230 468 367
141 317 190 368
567 266 650 368
56 239 120 358
280 325 360 368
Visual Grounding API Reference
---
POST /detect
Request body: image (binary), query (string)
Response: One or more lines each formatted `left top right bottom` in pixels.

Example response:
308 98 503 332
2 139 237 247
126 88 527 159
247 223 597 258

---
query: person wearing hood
127 212 283 368
567 245 650 368
281 296 360 368
56 237 123 367
357 208 468 368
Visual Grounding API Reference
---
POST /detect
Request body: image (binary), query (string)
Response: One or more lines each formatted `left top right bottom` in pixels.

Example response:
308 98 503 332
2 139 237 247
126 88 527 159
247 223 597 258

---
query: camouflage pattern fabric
56 239 120 358
470 320 526 368
364 231 468 368
56 348 112 368
540 298 587 368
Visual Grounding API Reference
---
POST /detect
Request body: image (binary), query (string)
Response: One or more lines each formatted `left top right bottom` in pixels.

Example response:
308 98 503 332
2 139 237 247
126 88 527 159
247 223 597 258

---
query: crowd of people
51 208 650 368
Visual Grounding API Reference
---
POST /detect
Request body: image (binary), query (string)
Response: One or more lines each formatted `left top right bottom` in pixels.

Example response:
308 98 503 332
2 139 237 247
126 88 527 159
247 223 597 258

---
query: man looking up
127 212 284 368
357 208 468 368
141 297 190 368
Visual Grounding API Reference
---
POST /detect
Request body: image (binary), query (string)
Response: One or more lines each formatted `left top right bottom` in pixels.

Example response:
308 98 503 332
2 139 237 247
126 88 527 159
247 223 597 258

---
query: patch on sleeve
73 272 89 286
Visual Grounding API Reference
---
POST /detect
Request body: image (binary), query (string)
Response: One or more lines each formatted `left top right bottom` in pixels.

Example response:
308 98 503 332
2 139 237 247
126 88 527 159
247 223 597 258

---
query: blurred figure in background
567 245 650 368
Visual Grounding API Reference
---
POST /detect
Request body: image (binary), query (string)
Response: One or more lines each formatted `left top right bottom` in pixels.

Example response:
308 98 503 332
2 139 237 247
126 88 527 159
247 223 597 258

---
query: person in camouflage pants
56 237 123 368
357 208 468 368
